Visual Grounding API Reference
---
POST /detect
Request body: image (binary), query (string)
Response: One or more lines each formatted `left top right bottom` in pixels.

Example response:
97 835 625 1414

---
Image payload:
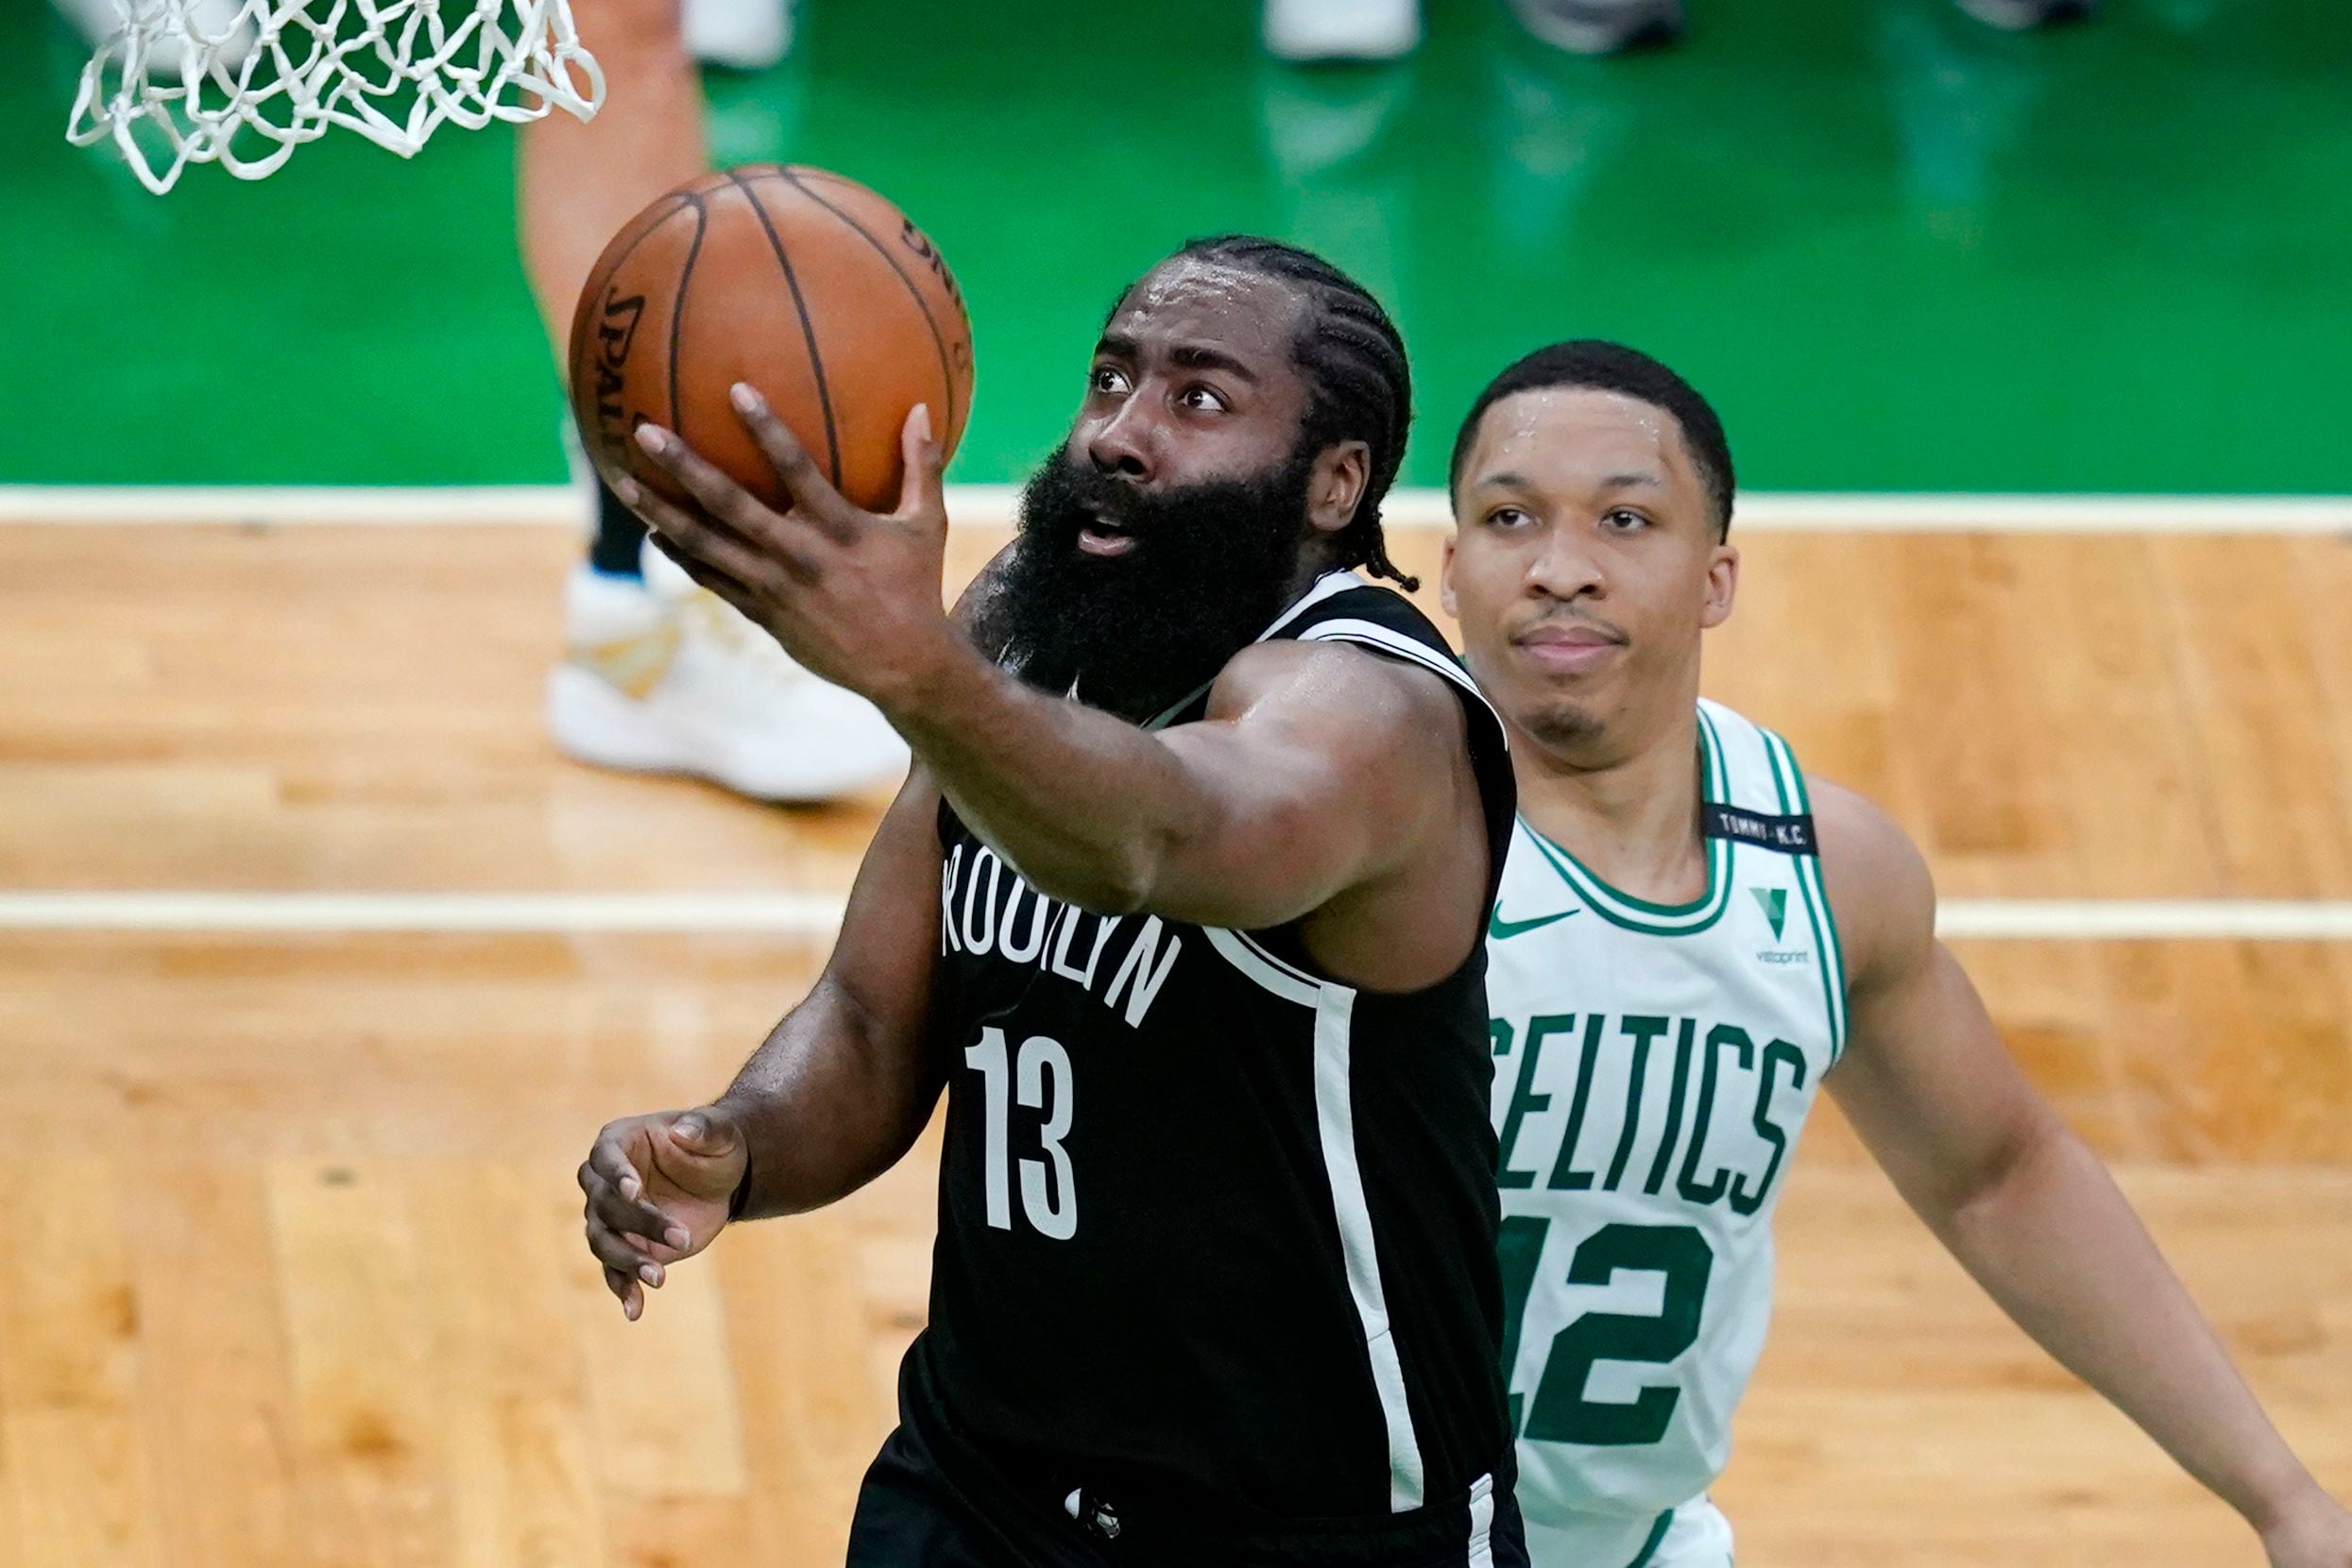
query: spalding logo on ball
569 164 977 513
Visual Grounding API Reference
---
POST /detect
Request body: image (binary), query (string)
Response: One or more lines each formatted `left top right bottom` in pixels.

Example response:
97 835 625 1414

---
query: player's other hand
2260 1487 2352 1568
578 1106 747 1321
620 390 961 711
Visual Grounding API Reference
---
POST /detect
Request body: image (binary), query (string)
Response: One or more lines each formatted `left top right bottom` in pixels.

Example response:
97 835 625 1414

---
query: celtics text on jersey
1483 701 1849 1554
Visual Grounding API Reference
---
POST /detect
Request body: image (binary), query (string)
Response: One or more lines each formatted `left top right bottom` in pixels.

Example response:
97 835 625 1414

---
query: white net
67 0 605 195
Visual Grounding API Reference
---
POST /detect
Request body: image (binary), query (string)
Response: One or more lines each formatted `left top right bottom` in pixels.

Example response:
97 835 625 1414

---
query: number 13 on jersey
964 1027 1078 1239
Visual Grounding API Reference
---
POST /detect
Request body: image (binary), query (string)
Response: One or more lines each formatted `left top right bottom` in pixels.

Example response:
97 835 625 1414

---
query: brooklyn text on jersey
905 571 1525 1556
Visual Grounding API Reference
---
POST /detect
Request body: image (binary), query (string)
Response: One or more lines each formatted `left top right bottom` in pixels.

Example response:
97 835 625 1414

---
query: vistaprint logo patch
1752 886 1810 965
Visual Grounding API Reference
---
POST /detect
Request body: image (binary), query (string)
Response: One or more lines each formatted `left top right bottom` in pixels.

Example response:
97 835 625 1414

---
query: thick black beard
975 441 1320 721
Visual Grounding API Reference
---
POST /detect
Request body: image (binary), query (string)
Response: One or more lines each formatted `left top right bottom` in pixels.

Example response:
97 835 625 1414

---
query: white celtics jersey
1486 699 1849 1538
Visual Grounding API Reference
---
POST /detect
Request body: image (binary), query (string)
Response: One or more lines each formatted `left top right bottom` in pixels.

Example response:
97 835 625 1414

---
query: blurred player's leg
520 0 704 578
1499 0 2092 54
520 0 907 801
1508 0 1686 55
1954 0 2099 27
1263 0 1421 61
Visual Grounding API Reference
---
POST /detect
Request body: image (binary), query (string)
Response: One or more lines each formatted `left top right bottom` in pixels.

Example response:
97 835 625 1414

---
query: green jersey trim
1518 714 1737 937
1622 1508 1677 1568
1760 727 1849 1060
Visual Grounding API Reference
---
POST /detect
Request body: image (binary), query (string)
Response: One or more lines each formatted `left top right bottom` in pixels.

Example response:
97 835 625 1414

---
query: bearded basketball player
1441 341 2352 1568
578 238 1528 1566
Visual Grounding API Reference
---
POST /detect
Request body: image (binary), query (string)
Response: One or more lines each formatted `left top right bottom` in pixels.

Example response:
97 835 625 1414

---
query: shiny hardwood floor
8 523 2349 900
2 520 2347 1567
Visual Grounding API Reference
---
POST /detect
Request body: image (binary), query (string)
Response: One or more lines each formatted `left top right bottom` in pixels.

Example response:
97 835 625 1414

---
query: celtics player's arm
1817 784 2351 1560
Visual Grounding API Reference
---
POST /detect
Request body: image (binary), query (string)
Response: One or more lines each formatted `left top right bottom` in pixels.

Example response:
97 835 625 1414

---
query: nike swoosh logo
1489 907 1578 940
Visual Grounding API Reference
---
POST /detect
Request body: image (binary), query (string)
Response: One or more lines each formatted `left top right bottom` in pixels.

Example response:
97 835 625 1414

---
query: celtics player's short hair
1450 340 1736 538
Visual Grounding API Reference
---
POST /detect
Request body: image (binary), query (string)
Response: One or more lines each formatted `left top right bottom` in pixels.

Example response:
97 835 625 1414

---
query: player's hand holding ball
569 164 978 712
622 394 963 711
578 1106 747 1321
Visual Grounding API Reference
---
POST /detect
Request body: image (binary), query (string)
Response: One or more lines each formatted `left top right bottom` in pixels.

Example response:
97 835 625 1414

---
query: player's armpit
714 767 948 1219
1813 780 2057 1221
1808 778 1936 997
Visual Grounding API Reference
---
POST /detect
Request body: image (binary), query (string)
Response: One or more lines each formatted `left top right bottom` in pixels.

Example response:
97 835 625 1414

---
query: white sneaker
1954 0 2098 27
1264 0 1421 61
684 0 793 71
1509 0 1686 55
547 543 910 802
55 0 258 74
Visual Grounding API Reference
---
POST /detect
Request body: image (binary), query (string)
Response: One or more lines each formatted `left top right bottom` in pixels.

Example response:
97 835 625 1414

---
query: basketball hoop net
67 0 605 195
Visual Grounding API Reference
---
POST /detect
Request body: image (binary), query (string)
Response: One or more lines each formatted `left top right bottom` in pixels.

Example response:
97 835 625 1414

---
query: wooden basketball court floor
1 507 2347 1567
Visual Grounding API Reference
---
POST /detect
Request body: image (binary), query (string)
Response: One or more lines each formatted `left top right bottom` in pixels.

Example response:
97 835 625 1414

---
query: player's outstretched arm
895 638 1476 943
621 390 1481 958
1816 784 2352 1565
577 769 948 1320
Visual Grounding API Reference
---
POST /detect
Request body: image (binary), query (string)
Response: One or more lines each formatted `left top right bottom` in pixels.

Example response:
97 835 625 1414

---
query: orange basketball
569 164 976 515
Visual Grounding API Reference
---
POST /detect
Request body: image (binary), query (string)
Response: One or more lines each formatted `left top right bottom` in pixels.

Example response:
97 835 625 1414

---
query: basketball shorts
846 1413 1533 1568
1520 1495 1733 1568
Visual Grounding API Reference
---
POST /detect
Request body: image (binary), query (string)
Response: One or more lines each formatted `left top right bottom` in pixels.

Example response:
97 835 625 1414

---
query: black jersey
903 571 1519 1541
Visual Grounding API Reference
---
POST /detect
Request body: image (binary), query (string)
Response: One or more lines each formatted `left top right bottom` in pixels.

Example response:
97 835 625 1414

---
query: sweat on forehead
1103 258 1305 342
1472 387 1686 466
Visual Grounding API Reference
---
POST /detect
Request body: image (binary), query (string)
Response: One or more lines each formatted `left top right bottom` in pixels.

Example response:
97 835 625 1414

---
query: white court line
1935 900 2352 941
2 485 2349 534
1 891 2347 940
0 486 593 526
0 891 849 934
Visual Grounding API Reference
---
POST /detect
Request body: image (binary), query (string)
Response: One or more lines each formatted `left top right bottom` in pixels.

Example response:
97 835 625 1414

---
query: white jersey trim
1515 710 1735 935
1295 619 1507 741
1263 570 1371 637
1201 925 1321 1006
1466 1472 1497 1568
1314 982 1427 1511
1202 922 1428 1511
1758 726 1849 1059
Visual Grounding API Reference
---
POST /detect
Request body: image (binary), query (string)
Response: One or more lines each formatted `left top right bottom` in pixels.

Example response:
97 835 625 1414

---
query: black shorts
845 1415 1530 1568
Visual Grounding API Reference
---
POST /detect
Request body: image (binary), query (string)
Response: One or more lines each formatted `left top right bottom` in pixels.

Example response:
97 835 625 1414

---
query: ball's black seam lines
725 168 842 489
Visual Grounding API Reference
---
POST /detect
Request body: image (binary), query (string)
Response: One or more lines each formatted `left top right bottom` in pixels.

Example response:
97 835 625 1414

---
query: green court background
8 0 2349 492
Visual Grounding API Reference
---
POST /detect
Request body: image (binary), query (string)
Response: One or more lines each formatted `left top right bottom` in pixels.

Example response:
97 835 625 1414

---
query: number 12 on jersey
964 1027 1077 1239
1499 1218 1713 1444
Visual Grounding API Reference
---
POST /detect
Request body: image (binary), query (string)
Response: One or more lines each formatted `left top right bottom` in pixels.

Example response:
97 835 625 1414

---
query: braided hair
1161 236 1419 589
